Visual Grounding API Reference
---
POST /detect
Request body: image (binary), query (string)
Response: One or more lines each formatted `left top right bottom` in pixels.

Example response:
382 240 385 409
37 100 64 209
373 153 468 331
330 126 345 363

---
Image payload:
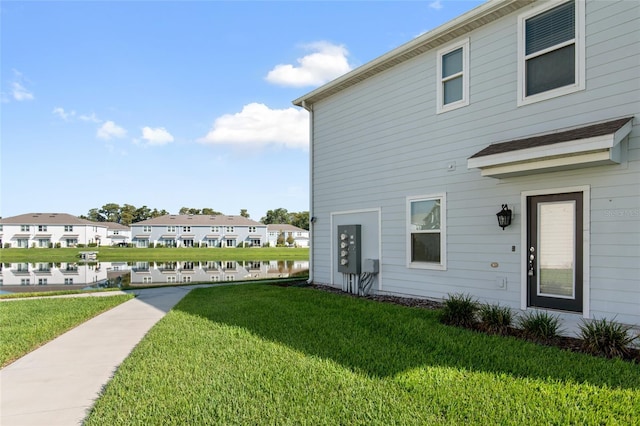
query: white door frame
520 185 590 318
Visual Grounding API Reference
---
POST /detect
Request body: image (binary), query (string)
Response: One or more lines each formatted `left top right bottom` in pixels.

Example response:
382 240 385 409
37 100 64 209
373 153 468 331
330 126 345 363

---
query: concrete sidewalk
0 285 205 426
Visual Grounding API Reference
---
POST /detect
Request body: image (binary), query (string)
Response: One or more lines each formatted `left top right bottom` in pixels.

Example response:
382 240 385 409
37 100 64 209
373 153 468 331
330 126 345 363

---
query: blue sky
1 0 483 221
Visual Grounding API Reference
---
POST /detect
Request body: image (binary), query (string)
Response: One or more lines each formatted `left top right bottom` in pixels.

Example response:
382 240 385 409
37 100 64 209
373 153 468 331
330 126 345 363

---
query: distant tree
120 204 136 226
150 208 168 218
202 208 223 215
100 203 121 223
179 207 202 215
134 205 152 222
290 211 310 230
86 208 105 222
286 233 295 246
240 209 249 218
261 208 290 225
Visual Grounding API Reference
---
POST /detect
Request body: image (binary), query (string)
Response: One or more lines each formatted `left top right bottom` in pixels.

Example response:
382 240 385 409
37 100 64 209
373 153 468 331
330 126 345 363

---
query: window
226 239 236 247
17 239 28 248
113 230 119 235
38 278 48 285
436 38 469 113
64 225 73 232
211 226 220 233
225 226 234 233
38 225 47 232
167 226 176 232
208 239 218 247
248 226 256 233
143 226 152 233
518 0 584 105
38 239 50 247
21 225 30 232
64 278 74 285
250 239 261 246
167 276 177 283
143 276 152 284
21 279 31 286
407 194 446 270
182 226 191 232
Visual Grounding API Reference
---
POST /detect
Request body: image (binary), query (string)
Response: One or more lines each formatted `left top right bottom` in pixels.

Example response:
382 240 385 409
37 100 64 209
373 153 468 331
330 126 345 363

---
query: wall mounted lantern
496 204 512 230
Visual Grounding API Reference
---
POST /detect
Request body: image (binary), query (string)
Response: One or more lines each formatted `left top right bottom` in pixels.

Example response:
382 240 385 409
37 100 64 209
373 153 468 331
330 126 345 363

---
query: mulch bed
291 283 640 364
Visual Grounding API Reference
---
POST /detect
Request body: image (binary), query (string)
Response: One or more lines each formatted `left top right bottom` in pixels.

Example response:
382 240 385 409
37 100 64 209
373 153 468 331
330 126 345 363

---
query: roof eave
293 0 534 107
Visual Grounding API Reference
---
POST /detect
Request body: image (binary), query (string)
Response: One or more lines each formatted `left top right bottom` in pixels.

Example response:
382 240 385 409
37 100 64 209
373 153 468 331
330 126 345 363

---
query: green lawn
0 294 134 367
85 284 640 425
0 246 309 262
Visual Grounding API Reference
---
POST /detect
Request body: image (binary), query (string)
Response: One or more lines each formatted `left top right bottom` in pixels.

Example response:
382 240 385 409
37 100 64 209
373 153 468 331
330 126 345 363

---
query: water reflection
0 260 309 293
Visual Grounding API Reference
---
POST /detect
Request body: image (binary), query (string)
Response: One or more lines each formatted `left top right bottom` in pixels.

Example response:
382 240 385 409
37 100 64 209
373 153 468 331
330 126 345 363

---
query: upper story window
21 225 29 232
167 226 176 233
38 225 47 232
407 194 447 270
113 230 119 235
211 226 220 233
183 226 191 233
64 225 73 232
518 0 584 105
248 226 256 233
226 226 234 233
143 226 152 233
436 38 469 114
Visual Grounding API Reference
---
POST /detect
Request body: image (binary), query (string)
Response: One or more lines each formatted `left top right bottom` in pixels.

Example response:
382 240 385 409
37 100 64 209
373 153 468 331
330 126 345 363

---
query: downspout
301 100 314 284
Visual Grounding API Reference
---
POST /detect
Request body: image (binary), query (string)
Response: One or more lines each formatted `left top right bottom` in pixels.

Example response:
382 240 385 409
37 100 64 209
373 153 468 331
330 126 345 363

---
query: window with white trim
21 225 29 232
38 225 47 232
143 226 151 233
436 38 469 113
518 0 584 105
407 194 446 270
64 225 73 232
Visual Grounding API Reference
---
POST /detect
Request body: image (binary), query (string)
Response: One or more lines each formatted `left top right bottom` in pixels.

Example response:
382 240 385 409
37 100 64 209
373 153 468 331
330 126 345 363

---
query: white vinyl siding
436 38 469 113
517 0 585 105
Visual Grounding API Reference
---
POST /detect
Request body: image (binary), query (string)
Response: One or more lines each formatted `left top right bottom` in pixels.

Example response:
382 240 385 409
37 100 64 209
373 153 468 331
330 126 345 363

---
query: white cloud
97 121 127 140
12 82 34 101
265 41 352 88
79 112 101 123
141 126 174 146
429 0 443 10
52 107 76 121
199 103 308 149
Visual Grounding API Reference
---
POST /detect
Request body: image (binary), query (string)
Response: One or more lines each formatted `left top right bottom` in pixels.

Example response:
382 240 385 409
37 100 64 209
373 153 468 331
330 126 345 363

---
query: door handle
528 246 535 276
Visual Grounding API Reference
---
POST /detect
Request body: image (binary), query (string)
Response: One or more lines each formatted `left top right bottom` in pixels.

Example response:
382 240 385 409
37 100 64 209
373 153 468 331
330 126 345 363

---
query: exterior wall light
496 204 512 230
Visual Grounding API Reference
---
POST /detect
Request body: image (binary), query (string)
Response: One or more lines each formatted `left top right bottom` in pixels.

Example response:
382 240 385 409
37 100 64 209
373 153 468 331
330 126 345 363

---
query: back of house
294 0 639 327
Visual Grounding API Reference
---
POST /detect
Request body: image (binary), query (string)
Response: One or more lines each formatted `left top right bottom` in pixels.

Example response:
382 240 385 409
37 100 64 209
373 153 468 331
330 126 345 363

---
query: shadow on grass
174 283 640 390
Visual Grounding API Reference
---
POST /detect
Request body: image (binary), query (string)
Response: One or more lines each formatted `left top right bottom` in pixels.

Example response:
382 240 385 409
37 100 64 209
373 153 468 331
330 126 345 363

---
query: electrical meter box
337 224 361 274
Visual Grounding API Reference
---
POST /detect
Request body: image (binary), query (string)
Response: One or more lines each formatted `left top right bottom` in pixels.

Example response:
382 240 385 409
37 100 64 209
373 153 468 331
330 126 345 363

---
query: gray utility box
337 224 361 274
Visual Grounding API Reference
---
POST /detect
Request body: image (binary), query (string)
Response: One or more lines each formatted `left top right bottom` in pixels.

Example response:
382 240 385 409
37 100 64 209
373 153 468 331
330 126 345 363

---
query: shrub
518 311 561 341
148 243 155 248
3 243 10 248
579 318 638 359
479 303 513 335
77 244 86 248
54 242 61 248
440 293 478 328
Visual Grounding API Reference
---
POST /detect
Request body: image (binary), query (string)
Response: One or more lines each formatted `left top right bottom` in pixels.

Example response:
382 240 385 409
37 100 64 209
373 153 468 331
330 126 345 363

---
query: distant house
293 0 639 327
0 213 109 247
267 224 310 247
104 222 132 246
130 214 268 248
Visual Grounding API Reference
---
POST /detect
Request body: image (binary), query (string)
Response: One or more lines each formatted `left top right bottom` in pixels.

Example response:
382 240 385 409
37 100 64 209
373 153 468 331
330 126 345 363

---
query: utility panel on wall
337 224 361 274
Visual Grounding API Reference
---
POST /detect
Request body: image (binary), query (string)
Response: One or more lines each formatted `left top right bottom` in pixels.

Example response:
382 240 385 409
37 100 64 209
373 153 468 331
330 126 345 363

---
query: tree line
79 204 309 230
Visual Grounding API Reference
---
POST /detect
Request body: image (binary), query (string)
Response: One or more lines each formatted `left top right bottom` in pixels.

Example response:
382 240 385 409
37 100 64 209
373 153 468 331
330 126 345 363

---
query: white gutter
300 100 314 284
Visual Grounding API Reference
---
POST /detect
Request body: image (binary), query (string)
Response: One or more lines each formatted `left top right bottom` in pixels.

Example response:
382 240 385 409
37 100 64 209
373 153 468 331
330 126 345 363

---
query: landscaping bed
309 283 640 363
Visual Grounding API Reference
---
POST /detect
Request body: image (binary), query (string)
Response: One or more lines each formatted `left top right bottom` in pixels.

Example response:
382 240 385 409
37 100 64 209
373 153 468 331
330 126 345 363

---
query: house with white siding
0 213 109 247
104 222 132 246
294 0 639 327
130 214 268 248
267 224 310 247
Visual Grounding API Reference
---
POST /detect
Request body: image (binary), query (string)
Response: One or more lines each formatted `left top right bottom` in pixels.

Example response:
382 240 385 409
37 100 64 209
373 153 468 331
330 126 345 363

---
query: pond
0 260 309 294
